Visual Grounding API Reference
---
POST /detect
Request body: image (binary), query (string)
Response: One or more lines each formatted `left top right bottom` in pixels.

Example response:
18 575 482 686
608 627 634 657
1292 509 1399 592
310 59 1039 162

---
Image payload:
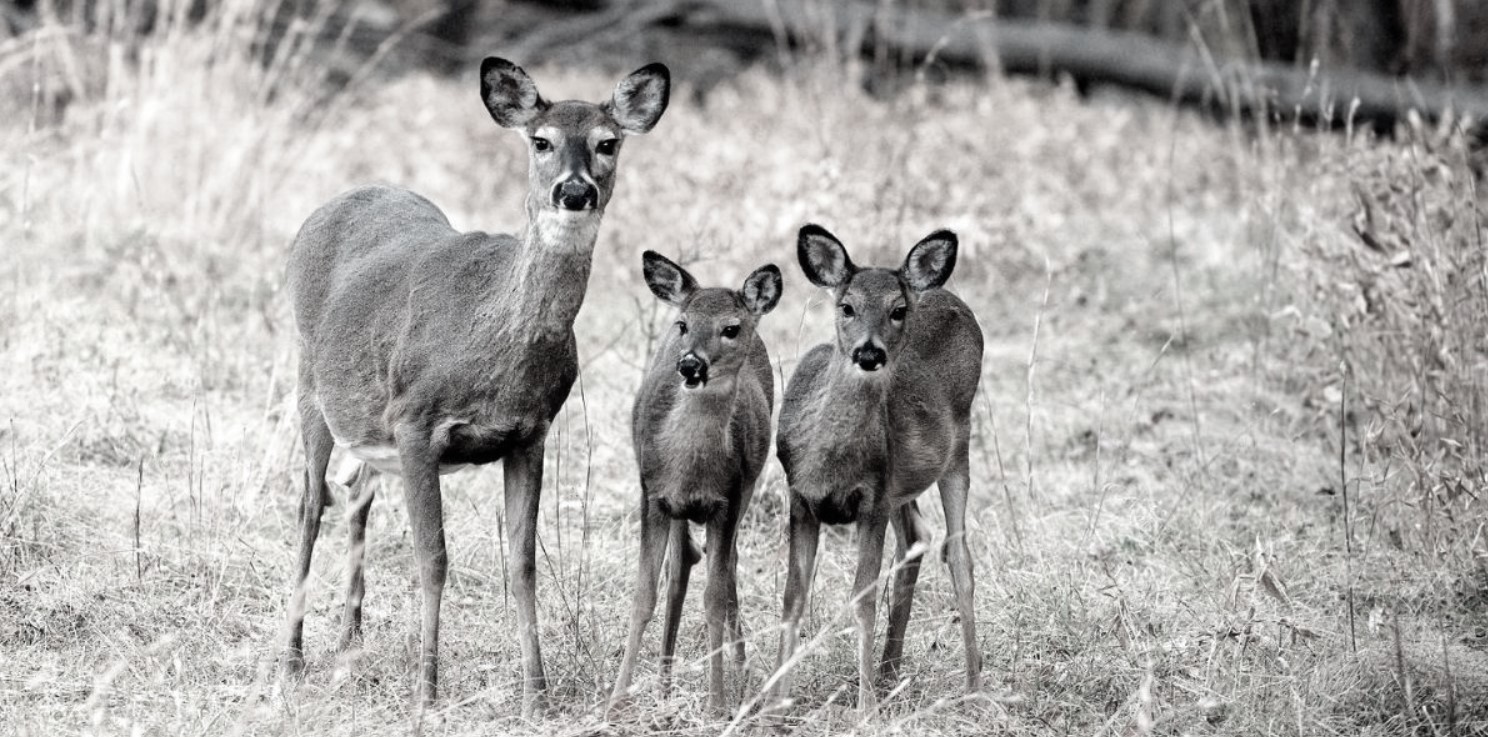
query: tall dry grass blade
1392 608 1416 728
1339 362 1357 653
1024 258 1050 502
134 457 143 582
1164 114 1204 470
980 392 1021 553
1441 628 1459 737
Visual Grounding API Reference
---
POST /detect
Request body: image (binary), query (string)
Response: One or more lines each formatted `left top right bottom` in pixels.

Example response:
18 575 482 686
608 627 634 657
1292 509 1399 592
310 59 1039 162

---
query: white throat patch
534 208 602 253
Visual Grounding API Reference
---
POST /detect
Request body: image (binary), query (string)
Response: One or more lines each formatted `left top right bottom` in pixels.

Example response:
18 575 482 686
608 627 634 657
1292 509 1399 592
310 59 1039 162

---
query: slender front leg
766 494 819 711
851 512 889 713
939 447 982 692
504 437 549 716
659 518 698 695
337 466 377 653
609 494 670 711
282 398 335 678
704 497 743 712
879 500 928 684
396 425 447 706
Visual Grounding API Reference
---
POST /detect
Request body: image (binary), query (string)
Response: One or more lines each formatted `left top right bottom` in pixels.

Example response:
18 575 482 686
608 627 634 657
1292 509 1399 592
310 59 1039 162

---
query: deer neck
508 201 603 335
814 356 892 435
670 376 740 423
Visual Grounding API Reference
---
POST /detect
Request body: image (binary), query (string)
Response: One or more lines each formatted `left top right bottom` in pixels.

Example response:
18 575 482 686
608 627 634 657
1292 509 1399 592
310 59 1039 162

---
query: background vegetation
1 1 1485 735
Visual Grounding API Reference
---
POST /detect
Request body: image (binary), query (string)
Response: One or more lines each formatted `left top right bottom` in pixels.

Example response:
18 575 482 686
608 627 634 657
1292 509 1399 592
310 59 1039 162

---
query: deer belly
336 443 470 482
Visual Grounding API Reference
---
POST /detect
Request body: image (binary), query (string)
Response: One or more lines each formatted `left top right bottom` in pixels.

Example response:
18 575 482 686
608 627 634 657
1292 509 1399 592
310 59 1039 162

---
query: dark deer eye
676 321 688 335
596 138 619 156
839 303 855 318
890 305 907 322
721 325 740 339
531 137 551 152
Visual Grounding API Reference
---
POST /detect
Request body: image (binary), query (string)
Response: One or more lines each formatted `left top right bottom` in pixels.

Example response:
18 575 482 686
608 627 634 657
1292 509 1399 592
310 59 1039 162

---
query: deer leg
728 480 757 670
504 438 549 716
766 494 819 712
396 428 446 706
704 499 741 713
609 494 669 712
337 465 377 653
659 518 698 696
851 513 889 712
880 500 929 684
282 398 334 679
939 447 982 692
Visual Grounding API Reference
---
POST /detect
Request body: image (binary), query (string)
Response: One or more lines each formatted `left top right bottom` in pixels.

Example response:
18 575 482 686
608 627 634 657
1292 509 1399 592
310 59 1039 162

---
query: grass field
2 8 1487 736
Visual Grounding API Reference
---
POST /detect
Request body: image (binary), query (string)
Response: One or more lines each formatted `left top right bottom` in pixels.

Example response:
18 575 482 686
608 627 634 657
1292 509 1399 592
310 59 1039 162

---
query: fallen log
679 0 1488 127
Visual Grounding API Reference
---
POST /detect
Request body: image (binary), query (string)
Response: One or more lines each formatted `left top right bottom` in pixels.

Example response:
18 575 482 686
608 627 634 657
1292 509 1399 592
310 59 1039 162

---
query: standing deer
767 224 984 713
280 58 670 713
609 251 782 713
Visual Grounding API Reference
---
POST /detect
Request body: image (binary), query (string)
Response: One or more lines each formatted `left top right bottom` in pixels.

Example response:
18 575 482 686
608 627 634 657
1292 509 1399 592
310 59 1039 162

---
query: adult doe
609 252 782 713
280 58 670 713
767 224 984 712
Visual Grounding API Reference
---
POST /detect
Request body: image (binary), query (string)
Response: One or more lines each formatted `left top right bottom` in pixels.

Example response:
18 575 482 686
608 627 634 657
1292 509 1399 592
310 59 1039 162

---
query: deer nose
677 353 708 387
552 179 597 211
851 344 886 372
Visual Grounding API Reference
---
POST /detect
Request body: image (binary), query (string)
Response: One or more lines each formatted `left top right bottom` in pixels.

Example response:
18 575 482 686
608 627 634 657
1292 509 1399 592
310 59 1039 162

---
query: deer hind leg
704 494 744 713
609 494 670 712
880 500 929 685
397 430 447 707
337 464 377 653
659 518 699 695
766 493 819 713
727 479 757 673
938 446 981 692
851 513 889 713
282 395 335 679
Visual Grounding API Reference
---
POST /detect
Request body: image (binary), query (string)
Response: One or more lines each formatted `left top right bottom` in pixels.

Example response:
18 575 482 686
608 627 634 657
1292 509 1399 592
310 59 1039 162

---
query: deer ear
481 57 546 128
797 224 855 289
642 250 697 306
741 264 783 316
609 62 670 134
902 230 958 292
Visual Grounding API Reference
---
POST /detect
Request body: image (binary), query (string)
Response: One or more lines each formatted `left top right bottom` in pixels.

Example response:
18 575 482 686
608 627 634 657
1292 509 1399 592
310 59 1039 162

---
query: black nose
677 354 708 386
851 345 886 372
553 180 597 211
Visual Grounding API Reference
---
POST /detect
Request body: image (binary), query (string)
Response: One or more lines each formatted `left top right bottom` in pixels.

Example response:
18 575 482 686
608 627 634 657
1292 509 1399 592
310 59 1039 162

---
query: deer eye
721 325 741 339
890 305 907 322
531 137 551 152
839 303 855 318
596 138 619 156
676 321 688 335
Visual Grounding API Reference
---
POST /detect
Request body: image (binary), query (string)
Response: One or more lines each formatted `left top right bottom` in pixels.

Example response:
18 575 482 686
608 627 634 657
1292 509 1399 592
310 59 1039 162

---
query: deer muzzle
552 179 598 211
677 352 709 389
851 344 887 372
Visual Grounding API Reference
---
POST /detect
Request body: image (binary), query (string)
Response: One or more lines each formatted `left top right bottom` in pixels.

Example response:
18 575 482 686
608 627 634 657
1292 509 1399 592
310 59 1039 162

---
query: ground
1 16 1486 737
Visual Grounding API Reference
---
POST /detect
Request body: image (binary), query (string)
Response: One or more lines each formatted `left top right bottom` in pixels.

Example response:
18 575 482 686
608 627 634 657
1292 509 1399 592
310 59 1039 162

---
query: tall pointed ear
641 250 697 306
797 224 855 289
481 57 546 128
902 229 958 292
608 63 670 134
741 264 783 316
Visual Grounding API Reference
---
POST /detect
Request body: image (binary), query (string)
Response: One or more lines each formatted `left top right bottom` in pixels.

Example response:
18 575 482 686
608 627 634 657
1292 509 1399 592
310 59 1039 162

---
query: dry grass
2 4 1486 736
